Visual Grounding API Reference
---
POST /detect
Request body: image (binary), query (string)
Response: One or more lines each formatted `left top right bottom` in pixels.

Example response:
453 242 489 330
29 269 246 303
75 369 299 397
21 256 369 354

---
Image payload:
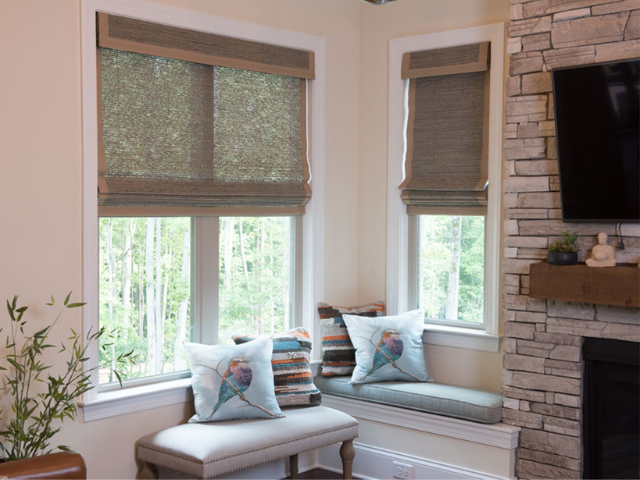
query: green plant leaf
67 303 86 309
34 327 49 338
64 292 72 306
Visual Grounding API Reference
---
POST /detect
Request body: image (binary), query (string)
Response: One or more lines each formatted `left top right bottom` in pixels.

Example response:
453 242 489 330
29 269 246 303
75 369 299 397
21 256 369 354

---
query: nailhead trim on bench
138 423 359 478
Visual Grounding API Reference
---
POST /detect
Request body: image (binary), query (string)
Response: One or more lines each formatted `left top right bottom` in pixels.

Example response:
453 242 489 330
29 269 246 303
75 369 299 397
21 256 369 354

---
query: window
98 216 297 390
94 12 310 390
413 215 485 328
81 0 325 420
387 24 504 350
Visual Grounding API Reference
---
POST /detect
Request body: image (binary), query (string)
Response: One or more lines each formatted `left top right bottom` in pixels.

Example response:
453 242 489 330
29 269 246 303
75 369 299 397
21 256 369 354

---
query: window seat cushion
314 376 503 424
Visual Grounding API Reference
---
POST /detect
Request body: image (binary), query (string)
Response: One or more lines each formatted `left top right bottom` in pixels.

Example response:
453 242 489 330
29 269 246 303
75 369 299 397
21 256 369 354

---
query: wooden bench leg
289 453 299 479
339 439 355 480
138 461 159 479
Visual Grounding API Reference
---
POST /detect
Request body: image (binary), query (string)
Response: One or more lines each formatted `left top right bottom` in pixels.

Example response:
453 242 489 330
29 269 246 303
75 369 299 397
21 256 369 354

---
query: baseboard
318 442 511 480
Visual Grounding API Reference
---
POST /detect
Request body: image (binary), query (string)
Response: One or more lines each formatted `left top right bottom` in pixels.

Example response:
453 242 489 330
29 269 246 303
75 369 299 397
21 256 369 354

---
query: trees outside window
98 216 293 388
417 215 485 326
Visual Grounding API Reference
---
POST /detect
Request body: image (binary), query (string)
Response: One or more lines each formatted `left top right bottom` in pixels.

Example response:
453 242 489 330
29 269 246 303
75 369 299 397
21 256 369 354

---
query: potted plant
548 232 580 265
0 293 134 476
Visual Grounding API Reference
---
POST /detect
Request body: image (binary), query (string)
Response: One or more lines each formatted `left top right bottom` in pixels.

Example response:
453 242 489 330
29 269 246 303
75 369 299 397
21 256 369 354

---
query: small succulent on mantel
0 293 135 461
548 232 580 265
549 232 580 253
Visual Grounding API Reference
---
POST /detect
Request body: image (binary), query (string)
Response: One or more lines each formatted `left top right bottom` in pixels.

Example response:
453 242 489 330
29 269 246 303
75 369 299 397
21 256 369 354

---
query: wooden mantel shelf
529 262 640 308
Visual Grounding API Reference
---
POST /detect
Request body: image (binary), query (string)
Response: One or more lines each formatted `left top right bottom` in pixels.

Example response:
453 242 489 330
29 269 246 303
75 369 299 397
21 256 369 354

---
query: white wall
0 1 359 478
0 0 509 478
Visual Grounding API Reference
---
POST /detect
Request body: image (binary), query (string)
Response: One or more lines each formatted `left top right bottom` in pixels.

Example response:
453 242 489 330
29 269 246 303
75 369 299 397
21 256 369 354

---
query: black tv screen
553 59 640 223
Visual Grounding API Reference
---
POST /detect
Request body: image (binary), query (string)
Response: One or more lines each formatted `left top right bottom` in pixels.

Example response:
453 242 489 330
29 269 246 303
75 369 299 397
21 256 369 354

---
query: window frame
80 0 326 420
387 24 505 352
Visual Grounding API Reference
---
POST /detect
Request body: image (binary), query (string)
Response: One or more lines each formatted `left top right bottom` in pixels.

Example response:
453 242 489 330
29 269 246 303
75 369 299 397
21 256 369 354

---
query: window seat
314 376 503 424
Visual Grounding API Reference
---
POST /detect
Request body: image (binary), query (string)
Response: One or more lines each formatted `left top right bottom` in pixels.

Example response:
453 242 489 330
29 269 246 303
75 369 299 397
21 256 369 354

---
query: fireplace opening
583 338 640 479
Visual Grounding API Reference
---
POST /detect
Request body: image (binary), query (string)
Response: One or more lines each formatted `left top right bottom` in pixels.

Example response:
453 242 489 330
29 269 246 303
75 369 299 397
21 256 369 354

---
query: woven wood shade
400 42 490 211
97 13 315 79
97 14 312 215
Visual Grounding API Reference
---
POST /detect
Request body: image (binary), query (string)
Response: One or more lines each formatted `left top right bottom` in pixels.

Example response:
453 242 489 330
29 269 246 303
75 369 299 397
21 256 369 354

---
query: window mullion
195 216 220 345
292 216 303 328
407 214 419 311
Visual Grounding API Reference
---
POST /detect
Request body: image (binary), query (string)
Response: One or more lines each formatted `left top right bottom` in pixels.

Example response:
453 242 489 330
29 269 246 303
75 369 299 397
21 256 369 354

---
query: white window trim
387 24 505 352
80 0 326 420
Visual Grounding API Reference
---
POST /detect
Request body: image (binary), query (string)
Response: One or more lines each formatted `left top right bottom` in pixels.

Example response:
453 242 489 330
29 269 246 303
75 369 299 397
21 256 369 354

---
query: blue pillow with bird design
185 336 283 422
343 309 432 385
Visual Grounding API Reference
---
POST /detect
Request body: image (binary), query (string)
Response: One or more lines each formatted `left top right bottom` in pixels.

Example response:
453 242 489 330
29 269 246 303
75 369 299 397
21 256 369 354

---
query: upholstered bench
314 376 503 424
136 406 358 479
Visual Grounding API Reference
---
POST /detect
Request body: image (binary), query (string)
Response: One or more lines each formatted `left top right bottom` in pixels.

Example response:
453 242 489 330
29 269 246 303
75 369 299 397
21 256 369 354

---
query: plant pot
548 251 578 266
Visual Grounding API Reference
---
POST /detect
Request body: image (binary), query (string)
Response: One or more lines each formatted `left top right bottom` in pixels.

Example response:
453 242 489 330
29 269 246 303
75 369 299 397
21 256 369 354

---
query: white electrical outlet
392 461 414 479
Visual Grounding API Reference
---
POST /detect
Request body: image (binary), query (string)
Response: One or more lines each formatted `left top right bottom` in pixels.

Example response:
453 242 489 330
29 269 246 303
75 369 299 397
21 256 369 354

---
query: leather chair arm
0 452 87 479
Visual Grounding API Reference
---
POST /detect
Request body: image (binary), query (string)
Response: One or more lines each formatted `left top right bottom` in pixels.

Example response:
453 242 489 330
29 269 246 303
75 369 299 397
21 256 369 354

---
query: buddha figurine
586 232 616 268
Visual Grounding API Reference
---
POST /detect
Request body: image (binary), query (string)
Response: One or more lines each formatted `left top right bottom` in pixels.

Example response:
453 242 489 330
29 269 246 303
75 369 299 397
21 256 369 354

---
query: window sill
422 324 501 353
79 378 193 422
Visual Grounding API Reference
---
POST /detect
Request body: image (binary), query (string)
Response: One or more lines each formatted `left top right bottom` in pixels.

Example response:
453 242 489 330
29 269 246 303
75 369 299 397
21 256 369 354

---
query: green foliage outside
418 215 485 324
218 217 292 345
98 216 292 385
99 217 191 384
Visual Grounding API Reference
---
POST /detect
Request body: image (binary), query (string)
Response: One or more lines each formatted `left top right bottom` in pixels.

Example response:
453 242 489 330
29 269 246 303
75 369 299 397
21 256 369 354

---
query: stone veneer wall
501 1 640 478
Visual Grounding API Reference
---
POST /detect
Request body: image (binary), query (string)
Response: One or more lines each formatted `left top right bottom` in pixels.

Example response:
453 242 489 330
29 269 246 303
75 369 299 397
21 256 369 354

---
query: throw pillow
317 301 385 377
343 309 431 385
233 327 322 407
185 336 283 422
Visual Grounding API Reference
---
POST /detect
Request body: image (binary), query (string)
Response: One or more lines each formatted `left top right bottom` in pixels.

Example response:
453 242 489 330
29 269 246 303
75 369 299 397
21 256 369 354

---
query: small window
388 23 504 348
415 215 485 328
399 36 499 333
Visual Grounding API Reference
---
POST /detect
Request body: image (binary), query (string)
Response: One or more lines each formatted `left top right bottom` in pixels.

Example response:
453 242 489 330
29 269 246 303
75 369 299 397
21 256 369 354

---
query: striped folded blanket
233 327 322 407
317 302 385 377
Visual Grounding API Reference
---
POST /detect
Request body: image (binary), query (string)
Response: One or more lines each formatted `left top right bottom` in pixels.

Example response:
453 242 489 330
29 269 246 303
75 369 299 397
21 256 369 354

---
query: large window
98 216 296 389
81 1 325 420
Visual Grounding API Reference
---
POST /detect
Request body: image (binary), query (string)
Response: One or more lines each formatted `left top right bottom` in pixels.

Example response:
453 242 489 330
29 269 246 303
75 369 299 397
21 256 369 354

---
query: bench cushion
315 376 503 424
137 406 358 478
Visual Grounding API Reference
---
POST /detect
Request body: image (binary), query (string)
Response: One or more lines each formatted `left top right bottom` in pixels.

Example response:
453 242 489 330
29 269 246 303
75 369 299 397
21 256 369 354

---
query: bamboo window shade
400 42 491 214
96 13 314 216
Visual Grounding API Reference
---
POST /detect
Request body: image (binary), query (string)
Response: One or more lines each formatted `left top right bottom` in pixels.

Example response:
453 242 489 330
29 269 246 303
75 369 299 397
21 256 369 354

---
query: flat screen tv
553 58 640 223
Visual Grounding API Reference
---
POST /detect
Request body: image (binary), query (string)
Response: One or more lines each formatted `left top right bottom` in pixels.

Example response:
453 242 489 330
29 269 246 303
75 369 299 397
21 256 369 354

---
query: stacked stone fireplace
502 0 640 478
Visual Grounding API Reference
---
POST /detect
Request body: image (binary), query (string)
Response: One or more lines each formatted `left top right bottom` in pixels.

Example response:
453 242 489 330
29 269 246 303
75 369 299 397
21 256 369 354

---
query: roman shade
96 13 313 216
400 42 490 214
